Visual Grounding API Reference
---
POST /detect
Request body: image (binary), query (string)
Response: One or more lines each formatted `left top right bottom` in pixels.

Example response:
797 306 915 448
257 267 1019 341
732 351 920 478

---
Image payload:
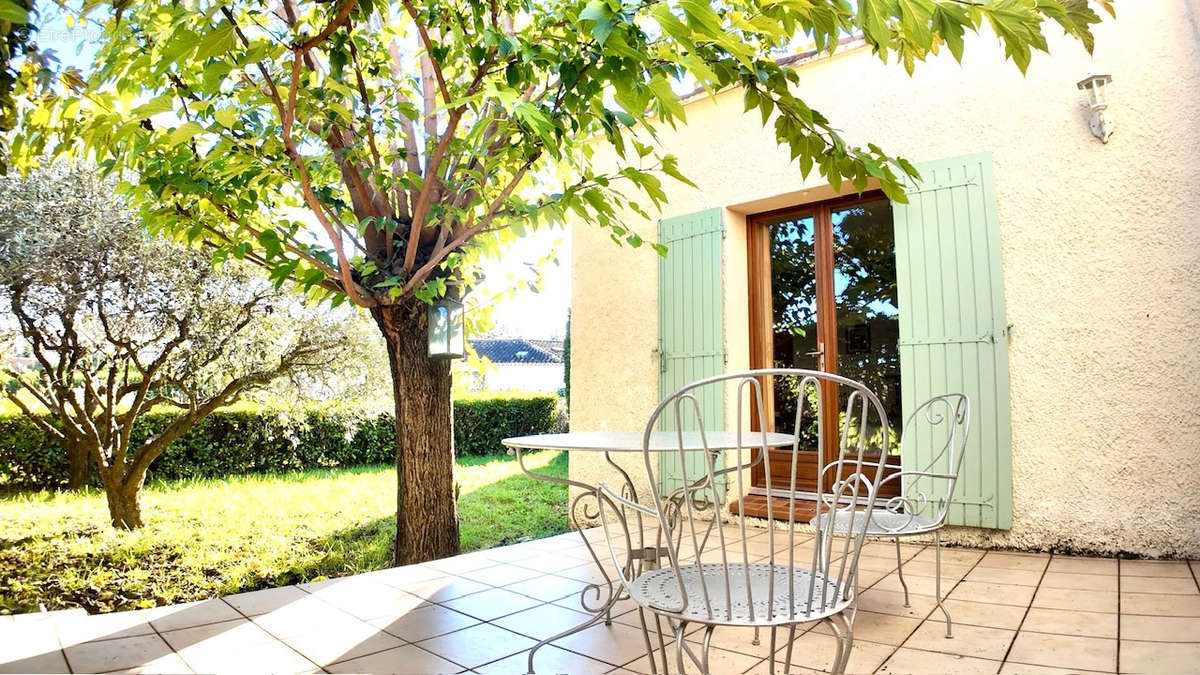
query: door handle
806 343 825 369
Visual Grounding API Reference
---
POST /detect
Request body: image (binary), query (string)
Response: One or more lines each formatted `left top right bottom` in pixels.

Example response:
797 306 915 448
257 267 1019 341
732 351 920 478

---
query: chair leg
673 620 689 674
836 612 854 674
636 608 657 674
894 537 910 607
654 613 669 673
933 528 953 638
767 626 778 675
699 625 716 675
752 626 760 646
825 617 845 675
783 624 797 674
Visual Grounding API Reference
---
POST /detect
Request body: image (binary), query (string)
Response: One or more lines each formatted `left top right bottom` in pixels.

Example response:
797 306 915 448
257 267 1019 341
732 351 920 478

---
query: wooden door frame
745 190 888 490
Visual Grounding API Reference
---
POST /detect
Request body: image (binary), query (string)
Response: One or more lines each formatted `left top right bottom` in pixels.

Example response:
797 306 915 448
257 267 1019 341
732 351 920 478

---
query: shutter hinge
902 177 979 196
899 332 994 346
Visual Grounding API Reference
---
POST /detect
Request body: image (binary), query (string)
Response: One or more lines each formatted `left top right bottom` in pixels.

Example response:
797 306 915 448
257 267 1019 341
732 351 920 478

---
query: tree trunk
65 442 91 490
371 299 460 565
104 481 144 529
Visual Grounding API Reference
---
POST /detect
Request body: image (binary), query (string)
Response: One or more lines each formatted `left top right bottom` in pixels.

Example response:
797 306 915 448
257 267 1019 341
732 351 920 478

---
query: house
568 4 1200 558
468 338 565 393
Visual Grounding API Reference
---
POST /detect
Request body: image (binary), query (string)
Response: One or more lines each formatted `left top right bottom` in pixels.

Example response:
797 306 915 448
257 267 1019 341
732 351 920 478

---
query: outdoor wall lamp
427 295 465 359
1077 72 1114 143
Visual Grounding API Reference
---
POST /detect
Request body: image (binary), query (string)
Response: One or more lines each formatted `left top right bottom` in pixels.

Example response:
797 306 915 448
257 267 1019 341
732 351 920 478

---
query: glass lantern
427 297 465 359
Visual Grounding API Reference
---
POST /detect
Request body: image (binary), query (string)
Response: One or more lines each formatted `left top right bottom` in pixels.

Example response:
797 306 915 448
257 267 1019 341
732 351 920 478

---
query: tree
15 0 1111 561
0 163 352 528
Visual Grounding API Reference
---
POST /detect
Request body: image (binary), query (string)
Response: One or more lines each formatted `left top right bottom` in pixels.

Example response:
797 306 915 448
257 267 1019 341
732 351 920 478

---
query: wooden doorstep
730 494 818 522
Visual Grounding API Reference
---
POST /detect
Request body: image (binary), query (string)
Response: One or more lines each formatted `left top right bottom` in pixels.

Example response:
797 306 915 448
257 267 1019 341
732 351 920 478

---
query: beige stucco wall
570 2 1200 557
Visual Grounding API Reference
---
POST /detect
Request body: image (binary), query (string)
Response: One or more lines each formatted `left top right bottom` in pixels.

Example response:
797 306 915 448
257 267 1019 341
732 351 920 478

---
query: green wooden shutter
658 208 726 493
891 152 1013 529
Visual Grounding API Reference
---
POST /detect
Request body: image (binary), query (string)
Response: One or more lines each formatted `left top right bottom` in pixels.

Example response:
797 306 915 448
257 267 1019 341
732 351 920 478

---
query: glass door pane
830 199 902 456
768 214 819 446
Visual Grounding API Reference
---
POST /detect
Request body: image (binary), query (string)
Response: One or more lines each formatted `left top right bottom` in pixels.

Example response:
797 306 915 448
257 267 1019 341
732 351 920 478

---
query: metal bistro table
502 430 795 674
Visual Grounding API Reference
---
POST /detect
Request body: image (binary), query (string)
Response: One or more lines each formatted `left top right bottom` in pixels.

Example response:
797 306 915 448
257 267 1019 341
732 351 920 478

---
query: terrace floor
2 526 1198 674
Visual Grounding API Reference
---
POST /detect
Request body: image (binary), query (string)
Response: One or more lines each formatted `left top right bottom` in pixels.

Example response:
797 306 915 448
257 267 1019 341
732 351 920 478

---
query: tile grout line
870 543 983 674
217 596 327 673
996 550 1053 671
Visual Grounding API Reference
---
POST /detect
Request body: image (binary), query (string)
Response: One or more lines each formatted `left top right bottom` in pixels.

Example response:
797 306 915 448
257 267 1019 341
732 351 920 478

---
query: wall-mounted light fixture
1077 72 1114 143
428 295 465 359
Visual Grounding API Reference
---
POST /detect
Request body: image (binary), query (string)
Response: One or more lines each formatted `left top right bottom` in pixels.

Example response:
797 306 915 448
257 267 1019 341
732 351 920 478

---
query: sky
33 7 572 342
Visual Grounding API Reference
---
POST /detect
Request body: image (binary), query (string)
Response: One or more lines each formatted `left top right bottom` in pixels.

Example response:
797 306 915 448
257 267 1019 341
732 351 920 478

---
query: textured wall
570 2 1200 557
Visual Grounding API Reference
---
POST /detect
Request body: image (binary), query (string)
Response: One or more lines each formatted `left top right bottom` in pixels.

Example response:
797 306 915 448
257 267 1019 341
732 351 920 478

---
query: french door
745 193 902 505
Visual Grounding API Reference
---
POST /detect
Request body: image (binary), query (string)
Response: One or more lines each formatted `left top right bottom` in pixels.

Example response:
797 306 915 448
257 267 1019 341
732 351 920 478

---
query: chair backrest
599 368 891 624
876 394 971 530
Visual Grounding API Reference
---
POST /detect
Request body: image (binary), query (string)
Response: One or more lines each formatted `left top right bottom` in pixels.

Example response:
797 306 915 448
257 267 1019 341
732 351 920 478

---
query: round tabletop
502 430 796 453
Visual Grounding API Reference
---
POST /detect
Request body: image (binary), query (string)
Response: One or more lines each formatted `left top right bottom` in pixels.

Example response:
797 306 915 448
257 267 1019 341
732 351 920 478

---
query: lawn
0 451 567 615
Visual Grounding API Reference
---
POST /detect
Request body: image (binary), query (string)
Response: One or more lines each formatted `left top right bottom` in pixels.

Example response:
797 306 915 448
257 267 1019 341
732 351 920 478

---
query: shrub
0 393 561 489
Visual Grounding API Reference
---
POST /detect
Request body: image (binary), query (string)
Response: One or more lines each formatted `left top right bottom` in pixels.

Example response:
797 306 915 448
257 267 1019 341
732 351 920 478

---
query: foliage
0 163 357 527
453 391 561 457
0 394 562 487
14 0 1112 311
0 451 568 614
562 310 571 409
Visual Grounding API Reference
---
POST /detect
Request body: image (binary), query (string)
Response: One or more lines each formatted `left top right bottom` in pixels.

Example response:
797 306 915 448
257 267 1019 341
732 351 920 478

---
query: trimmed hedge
0 393 561 489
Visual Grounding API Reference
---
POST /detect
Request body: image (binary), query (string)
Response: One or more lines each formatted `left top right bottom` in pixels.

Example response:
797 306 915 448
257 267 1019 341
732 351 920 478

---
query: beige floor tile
870 571 952 597
1021 607 1116 638
313 581 430 621
278 622 407 667
1039 571 1118 592
1046 556 1118 576
401 575 492 603
146 599 243 632
877 647 1000 674
856 588 938 620
506 572 590 602
976 552 1048 572
485 543 543 564
251 595 365 636
551 620 658 667
479 644 612 674
103 651 194 674
222 585 310 616
630 645 767 674
949 581 1036 607
54 609 156 646
1120 591 1200 616
369 603 480 643
326 642 465 674
910 547 986 567
425 552 502 575
441 587 543 621
63 633 176 673
810 609 920 645
1120 576 1198 595
1031 587 1117 613
0 620 61 664
357 562 447 588
854 554 902 573
161 617 278 652
938 599 1028 630
1120 560 1194 578
0 650 71 674
1119 640 1200 675
772 630 893 673
964 566 1043 587
896 559 973 581
512 553 593 575
493 603 593 641
1119 614 1200 642
687 624 802 660
1006 632 1116 672
902 620 1015 661
998 661 1113 674
469 563 546 587
417 623 536 669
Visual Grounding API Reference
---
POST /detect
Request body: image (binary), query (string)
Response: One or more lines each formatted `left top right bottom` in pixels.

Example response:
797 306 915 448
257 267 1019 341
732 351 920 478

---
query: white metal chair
811 393 970 637
595 369 891 675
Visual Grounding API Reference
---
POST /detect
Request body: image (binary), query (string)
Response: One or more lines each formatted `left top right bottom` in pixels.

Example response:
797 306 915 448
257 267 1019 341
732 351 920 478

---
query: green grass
0 451 567 615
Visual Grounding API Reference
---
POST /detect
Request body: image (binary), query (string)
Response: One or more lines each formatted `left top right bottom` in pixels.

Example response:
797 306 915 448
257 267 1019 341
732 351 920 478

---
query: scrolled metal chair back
874 394 971 532
598 369 891 624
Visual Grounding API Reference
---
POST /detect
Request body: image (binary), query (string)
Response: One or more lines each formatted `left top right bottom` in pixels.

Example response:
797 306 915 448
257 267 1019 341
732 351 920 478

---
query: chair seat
628 562 850 626
812 509 940 536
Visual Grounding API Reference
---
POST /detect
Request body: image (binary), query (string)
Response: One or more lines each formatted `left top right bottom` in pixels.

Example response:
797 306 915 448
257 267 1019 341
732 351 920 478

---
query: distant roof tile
471 338 564 364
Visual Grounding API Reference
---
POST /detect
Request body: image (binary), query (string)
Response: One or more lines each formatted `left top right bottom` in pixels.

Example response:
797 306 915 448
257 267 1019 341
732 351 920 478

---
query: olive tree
0 163 355 528
16 0 1111 561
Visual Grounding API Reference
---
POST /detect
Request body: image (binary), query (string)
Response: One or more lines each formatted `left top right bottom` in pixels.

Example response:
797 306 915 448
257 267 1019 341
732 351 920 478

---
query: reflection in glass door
748 193 901 501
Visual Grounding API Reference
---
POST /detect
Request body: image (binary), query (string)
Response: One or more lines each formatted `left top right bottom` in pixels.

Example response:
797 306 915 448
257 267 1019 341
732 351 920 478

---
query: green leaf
0 0 27 23
196 22 237 62
167 122 204 148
